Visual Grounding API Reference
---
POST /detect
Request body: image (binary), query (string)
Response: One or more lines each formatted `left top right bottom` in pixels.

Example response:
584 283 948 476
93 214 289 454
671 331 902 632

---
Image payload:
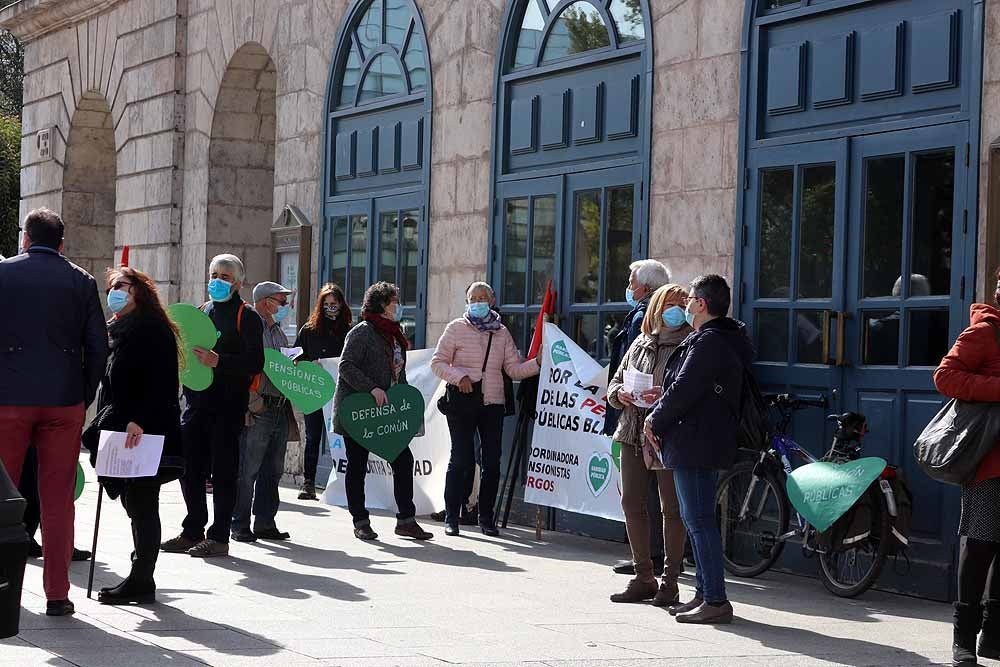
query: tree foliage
0 114 19 257
0 0 22 117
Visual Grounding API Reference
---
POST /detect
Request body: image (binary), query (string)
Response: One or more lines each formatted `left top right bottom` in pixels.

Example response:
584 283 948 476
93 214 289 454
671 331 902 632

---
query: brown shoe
395 522 433 540
354 525 378 540
675 601 734 624
668 597 703 616
187 539 229 558
610 578 659 604
160 534 203 553
651 582 680 608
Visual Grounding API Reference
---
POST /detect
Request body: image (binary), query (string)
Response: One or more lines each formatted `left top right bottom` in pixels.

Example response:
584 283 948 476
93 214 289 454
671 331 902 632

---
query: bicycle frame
741 433 817 540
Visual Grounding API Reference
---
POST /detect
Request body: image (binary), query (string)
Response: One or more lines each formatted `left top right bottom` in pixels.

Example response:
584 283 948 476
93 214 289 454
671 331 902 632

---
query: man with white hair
162 253 264 558
606 259 670 577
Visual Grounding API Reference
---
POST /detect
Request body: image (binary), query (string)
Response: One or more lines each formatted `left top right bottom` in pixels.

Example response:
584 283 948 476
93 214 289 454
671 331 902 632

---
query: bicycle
715 394 900 598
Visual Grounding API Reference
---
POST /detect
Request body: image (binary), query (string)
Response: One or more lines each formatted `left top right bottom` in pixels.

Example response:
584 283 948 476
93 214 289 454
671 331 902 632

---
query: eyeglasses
268 297 288 307
110 281 133 291
683 296 703 304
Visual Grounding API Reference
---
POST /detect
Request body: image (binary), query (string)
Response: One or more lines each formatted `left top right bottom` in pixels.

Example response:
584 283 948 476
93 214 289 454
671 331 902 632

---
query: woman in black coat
83 267 184 605
293 283 351 500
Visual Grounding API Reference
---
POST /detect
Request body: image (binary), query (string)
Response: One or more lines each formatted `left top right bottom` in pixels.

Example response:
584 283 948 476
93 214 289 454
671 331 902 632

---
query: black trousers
18 445 40 539
444 404 504 526
180 406 244 542
303 410 325 485
344 435 416 525
959 537 1000 604
121 482 161 582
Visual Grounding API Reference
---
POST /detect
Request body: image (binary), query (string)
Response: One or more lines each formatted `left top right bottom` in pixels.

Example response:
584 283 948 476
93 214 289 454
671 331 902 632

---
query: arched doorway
321 0 432 348
63 91 116 280
735 0 984 600
207 43 277 301
490 0 652 360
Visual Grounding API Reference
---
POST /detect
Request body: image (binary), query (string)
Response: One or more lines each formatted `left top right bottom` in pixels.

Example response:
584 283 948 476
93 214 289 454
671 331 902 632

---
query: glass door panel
374 195 425 348
564 166 641 362
741 138 848 428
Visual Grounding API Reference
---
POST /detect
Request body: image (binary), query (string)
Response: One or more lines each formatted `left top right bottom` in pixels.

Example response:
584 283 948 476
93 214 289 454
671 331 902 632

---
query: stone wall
647 0 743 290
14 0 186 299
979 0 1000 301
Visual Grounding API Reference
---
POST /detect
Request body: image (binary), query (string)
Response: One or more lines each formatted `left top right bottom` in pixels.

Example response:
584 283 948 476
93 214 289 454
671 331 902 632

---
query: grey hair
209 253 245 283
892 274 931 298
629 259 670 291
466 281 495 301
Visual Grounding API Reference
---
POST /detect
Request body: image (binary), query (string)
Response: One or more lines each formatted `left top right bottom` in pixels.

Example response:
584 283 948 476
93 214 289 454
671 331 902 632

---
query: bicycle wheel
716 461 789 578
818 490 891 598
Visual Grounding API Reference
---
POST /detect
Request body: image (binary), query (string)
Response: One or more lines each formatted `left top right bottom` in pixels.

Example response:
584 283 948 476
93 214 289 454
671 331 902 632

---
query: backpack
201 301 262 393
736 369 770 450
816 486 874 553
879 467 913 556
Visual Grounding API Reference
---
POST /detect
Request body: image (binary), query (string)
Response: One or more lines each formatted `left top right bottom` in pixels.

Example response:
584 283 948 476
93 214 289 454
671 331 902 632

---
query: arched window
323 0 432 348
512 0 646 70
335 0 428 108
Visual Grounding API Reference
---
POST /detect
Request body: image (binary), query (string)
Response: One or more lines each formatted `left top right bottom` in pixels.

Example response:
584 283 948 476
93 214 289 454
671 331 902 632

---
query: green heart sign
74 462 84 501
262 348 336 414
338 384 424 463
551 340 572 366
588 452 613 497
611 441 623 472
167 303 218 391
786 457 887 532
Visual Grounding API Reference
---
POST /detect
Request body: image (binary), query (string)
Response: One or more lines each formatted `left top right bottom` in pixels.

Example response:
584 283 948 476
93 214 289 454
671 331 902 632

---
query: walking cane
86 485 103 599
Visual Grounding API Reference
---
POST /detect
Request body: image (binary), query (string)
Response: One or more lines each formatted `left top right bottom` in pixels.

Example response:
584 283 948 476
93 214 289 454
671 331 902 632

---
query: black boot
954 602 982 666
980 600 1000 660
98 575 156 605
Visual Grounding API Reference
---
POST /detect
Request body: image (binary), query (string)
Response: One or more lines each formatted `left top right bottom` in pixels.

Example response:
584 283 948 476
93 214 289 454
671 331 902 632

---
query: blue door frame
736 0 984 600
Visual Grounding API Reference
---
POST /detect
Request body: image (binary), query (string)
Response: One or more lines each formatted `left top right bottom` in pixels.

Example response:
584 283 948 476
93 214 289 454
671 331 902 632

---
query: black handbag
438 333 494 416
914 322 1000 486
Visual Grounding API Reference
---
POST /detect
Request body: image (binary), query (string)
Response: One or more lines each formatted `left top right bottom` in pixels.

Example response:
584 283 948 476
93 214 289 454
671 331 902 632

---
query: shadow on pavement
715 618 940 666
374 538 526 573
201 554 369 601
249 537 404 575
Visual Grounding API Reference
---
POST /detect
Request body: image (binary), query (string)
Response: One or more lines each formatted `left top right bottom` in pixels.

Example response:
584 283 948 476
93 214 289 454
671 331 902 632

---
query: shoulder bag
437 333 494 416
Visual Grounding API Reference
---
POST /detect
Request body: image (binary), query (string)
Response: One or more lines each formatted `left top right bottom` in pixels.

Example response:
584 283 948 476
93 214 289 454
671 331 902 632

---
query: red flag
120 245 130 267
528 280 555 360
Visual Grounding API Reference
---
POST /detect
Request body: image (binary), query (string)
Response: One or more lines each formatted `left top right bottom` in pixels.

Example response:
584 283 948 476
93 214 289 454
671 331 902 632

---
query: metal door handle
835 311 849 367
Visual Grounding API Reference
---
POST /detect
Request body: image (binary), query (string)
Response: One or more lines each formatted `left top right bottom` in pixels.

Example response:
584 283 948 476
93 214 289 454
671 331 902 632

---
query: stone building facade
3 0 997 600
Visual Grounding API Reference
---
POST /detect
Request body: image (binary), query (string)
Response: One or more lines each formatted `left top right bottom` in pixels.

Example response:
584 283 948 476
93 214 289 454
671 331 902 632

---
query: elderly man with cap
231 281 296 542
162 254 264 558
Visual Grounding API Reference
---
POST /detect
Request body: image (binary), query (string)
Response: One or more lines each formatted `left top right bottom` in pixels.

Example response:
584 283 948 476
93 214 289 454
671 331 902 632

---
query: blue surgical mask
662 306 686 328
393 304 404 322
467 302 490 319
274 304 291 323
207 278 233 302
625 288 637 307
107 289 129 314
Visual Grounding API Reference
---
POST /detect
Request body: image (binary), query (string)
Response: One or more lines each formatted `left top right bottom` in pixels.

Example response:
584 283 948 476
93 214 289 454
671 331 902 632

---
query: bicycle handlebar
764 393 828 410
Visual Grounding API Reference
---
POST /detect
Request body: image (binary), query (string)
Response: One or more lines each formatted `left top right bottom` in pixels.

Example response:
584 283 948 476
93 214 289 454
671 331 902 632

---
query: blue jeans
232 401 289 533
673 468 727 604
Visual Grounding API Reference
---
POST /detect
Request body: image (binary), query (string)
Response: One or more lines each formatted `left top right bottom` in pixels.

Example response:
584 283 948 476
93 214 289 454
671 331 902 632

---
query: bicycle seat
827 412 868 439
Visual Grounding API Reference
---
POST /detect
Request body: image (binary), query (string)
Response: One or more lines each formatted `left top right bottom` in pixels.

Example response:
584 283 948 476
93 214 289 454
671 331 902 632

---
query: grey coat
331 321 408 435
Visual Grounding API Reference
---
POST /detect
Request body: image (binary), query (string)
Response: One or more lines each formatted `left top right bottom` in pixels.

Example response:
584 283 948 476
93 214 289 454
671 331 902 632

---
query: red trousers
0 404 85 601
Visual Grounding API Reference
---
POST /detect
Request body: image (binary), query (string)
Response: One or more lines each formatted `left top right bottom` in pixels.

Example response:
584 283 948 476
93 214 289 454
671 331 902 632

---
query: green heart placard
338 384 424 463
786 457 887 532
262 348 336 414
167 303 218 391
551 340 572 366
74 462 84 501
588 452 613 497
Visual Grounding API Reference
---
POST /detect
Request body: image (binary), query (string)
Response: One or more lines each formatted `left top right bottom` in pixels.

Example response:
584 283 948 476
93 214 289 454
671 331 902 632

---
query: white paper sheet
280 347 303 360
95 430 164 478
623 368 654 408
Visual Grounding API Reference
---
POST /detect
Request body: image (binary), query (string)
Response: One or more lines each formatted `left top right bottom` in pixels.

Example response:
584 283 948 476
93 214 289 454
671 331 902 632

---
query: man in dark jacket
161 254 264 558
0 208 108 616
605 259 670 576
645 274 753 625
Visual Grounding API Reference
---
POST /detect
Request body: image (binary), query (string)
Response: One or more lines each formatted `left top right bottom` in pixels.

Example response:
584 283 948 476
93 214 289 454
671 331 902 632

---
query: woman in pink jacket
431 282 541 536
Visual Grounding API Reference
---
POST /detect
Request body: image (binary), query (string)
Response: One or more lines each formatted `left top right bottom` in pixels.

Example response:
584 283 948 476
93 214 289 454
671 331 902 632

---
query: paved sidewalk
2 459 956 666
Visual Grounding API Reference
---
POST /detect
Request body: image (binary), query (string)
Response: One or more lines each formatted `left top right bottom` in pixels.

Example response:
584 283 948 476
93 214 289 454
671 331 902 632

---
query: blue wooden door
842 123 969 600
373 193 426 349
741 139 849 452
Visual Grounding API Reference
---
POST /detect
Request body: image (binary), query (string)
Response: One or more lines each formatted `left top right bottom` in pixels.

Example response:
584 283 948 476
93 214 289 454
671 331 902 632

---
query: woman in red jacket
934 270 1000 666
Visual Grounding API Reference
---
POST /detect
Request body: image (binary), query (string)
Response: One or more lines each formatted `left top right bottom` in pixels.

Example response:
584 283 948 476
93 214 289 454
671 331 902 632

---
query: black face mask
324 306 340 320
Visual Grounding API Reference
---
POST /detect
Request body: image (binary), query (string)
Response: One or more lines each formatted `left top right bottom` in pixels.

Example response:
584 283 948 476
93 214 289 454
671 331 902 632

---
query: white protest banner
524 323 624 521
96 430 164 478
319 348 448 515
